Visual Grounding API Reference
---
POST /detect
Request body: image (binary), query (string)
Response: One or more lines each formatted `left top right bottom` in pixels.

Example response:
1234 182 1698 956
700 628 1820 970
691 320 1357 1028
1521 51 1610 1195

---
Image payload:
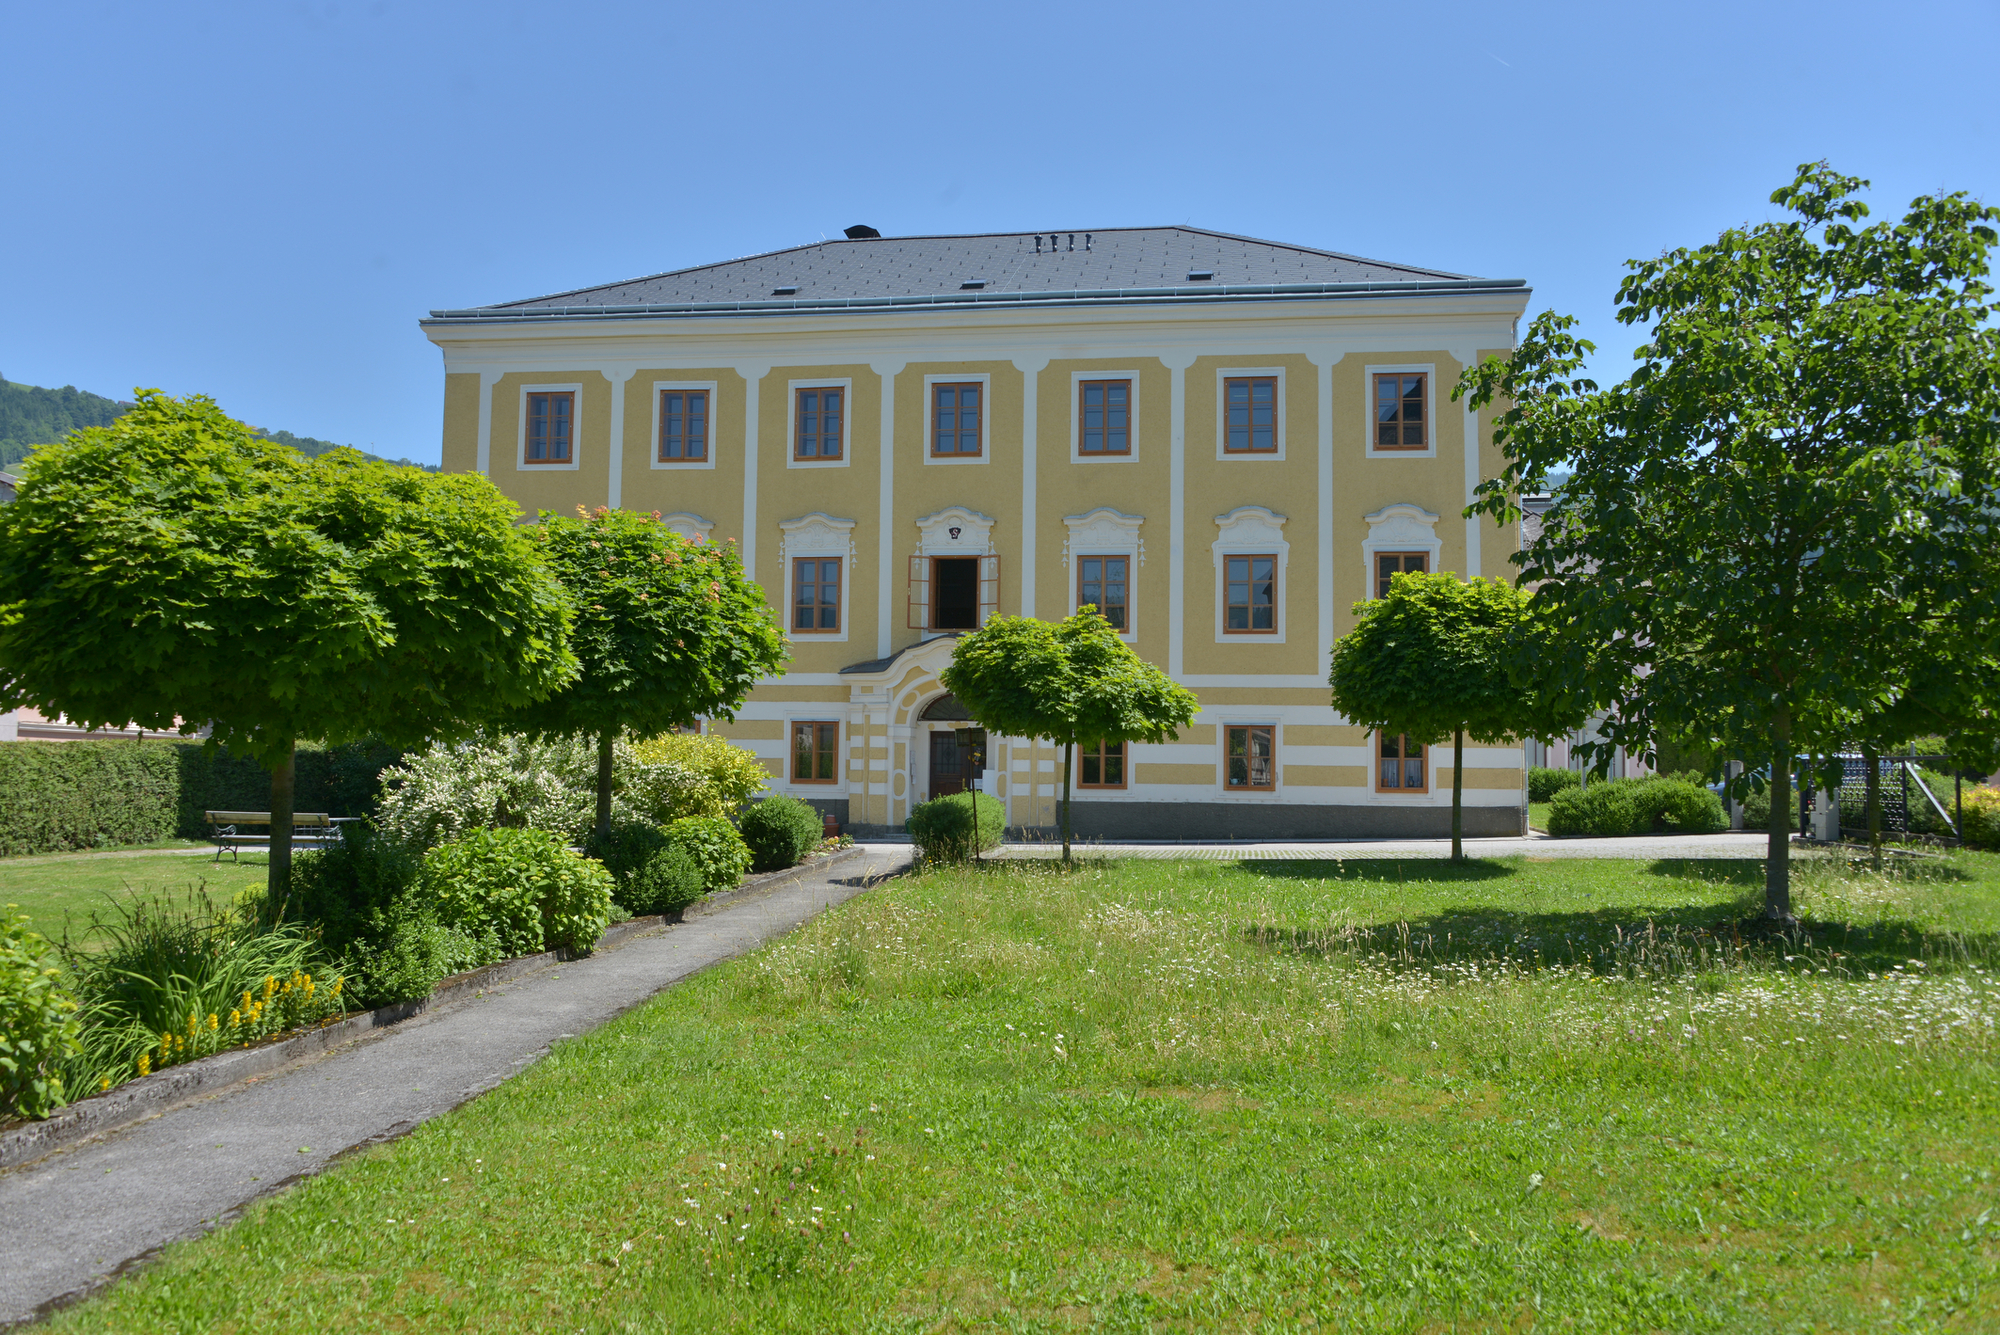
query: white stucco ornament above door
915 506 995 556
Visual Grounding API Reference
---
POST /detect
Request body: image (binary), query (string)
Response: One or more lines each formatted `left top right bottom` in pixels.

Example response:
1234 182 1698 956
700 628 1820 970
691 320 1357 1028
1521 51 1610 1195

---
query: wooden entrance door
928 730 965 799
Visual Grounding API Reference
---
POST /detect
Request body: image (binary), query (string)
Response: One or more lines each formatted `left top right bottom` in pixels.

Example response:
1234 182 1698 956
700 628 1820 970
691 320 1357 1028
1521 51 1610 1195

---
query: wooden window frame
793 386 845 462
523 390 576 466
1221 375 1279 455
791 720 840 785
1374 550 1429 600
1076 378 1133 456
1076 738 1128 790
930 381 985 459
1223 553 1278 635
1076 554 1130 632
1371 371 1429 451
908 554 1000 631
790 555 842 635
656 387 709 465
1375 732 1430 794
1224 725 1276 792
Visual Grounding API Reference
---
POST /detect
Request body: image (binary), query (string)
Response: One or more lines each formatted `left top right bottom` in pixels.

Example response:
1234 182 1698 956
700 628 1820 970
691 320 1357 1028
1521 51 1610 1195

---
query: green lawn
0 848 270 942
55 851 2000 1332
1529 800 1552 830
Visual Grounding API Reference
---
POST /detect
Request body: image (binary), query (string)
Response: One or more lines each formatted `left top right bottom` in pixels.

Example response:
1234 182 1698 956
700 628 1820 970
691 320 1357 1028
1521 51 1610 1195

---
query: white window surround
778 512 858 644
1210 714 1282 799
516 382 584 472
1361 503 1443 594
921 372 993 466
1363 363 1439 459
1211 505 1289 644
646 380 718 470
782 714 846 793
1068 369 1143 464
659 511 715 541
785 377 854 470
1213 366 1287 461
1062 507 1143 640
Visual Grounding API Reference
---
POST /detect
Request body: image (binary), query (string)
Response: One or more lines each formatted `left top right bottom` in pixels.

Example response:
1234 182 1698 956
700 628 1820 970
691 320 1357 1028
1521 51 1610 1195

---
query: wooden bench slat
205 812 333 826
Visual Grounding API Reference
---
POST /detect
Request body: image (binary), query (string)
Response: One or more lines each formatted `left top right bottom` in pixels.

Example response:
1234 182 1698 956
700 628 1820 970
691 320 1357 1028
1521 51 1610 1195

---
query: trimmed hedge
739 796 824 872
0 738 398 857
1528 767 1580 803
1546 775 1726 838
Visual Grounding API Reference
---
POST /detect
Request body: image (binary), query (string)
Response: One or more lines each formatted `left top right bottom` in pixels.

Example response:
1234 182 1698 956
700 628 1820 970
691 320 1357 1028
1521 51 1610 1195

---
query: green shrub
288 825 497 1008
629 732 770 822
663 816 752 894
422 827 614 957
583 821 671 907
908 791 1005 863
626 846 705 916
739 796 824 872
1962 786 2000 850
1527 767 1580 803
1 909 80 1119
1546 776 1725 837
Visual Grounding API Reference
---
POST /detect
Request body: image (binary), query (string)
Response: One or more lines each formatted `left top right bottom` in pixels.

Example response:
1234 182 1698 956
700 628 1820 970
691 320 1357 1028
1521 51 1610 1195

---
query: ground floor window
1078 739 1127 789
1377 733 1427 792
792 721 839 784
1225 725 1275 791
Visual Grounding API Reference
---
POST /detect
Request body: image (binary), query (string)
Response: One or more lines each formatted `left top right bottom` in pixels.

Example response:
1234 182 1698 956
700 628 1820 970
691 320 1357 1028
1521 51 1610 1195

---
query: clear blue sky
6 0 1995 464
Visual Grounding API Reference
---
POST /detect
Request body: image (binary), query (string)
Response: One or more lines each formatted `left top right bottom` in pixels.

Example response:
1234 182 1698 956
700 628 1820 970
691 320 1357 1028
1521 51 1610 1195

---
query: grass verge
1 851 270 945
52 852 2000 1332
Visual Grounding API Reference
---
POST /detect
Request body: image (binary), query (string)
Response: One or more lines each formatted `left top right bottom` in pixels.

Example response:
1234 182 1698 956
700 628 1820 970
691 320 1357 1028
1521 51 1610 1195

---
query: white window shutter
977 554 1001 625
907 555 931 630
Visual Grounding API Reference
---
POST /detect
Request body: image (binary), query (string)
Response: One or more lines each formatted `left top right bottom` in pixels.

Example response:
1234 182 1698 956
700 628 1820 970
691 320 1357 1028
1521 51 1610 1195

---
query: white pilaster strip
1313 351 1339 670
1013 355 1048 619
739 364 771 580
475 369 502 474
872 360 905 660
605 366 636 509
1164 352 1196 678
1459 346 1481 578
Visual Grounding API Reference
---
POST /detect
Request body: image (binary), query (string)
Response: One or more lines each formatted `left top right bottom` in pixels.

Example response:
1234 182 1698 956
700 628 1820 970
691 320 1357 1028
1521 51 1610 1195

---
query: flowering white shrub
374 729 770 849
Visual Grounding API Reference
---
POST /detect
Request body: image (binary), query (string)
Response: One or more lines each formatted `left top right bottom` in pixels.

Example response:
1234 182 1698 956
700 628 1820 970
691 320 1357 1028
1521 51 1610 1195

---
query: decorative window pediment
1361 503 1442 597
778 512 858 558
660 511 715 541
1061 507 1145 567
1213 504 1288 548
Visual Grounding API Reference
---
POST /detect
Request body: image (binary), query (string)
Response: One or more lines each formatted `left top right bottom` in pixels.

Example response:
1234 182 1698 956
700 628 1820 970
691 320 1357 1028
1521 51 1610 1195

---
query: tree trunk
1451 728 1465 863
1765 712 1794 923
1062 740 1074 866
268 739 296 916
1863 743 1881 872
595 730 616 840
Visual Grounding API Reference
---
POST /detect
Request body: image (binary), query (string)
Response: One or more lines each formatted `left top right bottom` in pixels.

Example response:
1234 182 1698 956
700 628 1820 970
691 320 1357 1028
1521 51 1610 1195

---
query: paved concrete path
907 832 1780 861
0 848 911 1327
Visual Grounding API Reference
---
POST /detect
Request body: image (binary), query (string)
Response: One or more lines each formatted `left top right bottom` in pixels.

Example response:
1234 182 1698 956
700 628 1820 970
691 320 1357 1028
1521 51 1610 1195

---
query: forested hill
0 376 434 472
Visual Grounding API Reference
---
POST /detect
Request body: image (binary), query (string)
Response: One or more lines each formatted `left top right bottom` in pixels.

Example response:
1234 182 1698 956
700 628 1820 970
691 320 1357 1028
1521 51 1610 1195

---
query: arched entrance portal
919 694 984 800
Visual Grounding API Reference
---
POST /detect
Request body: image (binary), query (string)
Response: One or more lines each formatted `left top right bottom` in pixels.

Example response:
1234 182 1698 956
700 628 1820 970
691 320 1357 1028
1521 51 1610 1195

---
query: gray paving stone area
0 849 912 1327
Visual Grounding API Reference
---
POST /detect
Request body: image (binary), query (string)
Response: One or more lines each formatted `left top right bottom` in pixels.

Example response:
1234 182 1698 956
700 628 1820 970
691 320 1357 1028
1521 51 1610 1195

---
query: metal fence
1817 753 1964 844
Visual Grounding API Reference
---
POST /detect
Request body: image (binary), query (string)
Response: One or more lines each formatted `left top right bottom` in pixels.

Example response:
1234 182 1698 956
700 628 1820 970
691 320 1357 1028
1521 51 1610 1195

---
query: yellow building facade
423 227 1531 838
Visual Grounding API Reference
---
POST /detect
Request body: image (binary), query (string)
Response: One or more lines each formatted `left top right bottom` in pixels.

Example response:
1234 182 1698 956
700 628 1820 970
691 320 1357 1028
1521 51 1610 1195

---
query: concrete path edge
0 845 867 1171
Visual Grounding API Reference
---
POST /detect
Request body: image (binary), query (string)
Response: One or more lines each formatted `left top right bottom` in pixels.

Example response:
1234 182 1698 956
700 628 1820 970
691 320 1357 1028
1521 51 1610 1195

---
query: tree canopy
941 609 1199 862
0 389 577 893
1329 571 1570 860
506 506 788 835
1459 163 2000 917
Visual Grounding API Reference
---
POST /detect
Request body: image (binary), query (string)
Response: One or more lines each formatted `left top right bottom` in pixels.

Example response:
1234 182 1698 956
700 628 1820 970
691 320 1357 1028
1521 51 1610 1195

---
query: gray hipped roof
428 226 1521 322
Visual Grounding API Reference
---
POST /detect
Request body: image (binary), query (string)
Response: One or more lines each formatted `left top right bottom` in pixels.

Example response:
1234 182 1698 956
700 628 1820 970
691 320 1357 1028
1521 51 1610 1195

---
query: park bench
205 811 356 862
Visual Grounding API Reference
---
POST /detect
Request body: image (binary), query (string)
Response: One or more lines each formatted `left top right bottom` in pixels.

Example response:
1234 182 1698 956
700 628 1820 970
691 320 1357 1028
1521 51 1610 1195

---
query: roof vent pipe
843 224 881 239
